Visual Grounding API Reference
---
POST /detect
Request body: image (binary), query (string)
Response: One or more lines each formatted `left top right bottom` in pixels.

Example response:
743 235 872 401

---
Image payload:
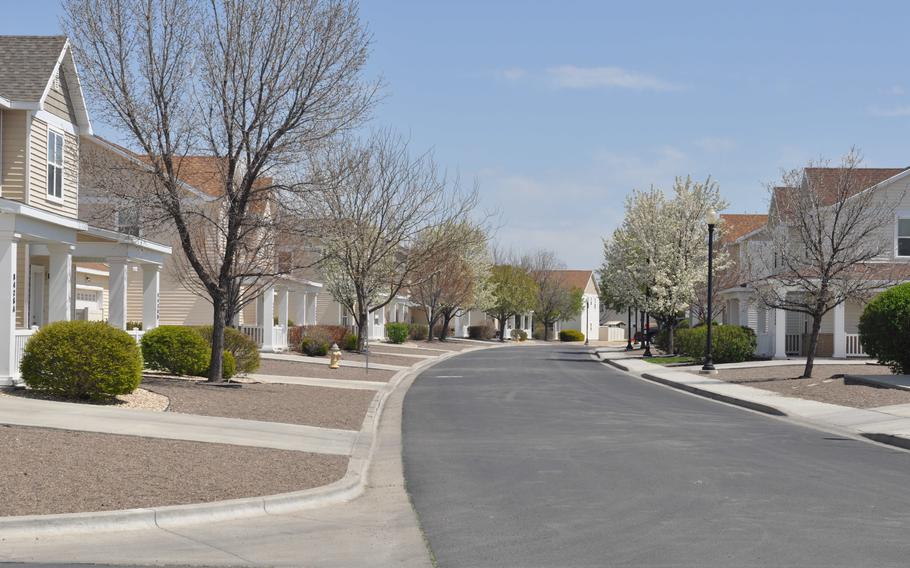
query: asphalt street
402 344 910 568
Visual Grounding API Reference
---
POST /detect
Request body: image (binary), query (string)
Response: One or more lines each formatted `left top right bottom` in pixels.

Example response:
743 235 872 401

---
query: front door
28 265 46 328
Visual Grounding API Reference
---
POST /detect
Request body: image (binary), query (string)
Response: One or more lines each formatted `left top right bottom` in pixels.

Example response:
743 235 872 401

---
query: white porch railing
13 328 38 379
786 334 802 356
846 333 867 357
238 324 287 351
127 329 145 343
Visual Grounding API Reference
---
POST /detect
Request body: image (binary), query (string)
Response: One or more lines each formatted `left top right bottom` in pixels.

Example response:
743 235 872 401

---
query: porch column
261 285 275 352
277 287 289 349
47 244 73 323
108 258 128 330
142 264 160 331
0 235 18 385
295 291 308 328
833 301 847 359
739 297 750 330
306 293 317 325
773 308 787 359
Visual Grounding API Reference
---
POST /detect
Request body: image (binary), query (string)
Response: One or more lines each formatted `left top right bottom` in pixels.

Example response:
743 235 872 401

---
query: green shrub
301 335 330 356
141 326 210 375
559 329 585 342
409 323 429 340
196 326 260 374
510 329 528 341
126 321 143 331
859 284 910 373
21 321 142 400
676 324 756 363
654 319 689 353
532 321 546 340
467 324 495 340
342 333 359 351
385 322 409 344
218 350 236 379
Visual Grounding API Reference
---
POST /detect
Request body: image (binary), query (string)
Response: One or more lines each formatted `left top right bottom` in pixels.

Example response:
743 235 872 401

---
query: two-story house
0 36 171 384
719 167 910 360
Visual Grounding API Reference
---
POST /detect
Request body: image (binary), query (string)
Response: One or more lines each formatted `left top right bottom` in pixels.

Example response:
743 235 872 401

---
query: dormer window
47 130 64 200
117 208 141 237
898 218 910 257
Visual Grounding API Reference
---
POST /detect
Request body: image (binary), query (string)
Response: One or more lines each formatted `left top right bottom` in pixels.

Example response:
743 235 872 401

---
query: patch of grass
645 356 697 366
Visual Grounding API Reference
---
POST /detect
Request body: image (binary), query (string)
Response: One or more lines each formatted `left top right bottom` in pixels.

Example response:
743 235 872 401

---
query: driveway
403 344 910 567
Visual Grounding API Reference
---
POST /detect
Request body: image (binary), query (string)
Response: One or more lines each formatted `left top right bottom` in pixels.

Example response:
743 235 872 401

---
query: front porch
238 279 322 352
0 199 170 385
719 287 868 361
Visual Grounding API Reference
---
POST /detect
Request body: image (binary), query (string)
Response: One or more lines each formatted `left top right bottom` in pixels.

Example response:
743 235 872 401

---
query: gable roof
0 35 68 103
803 167 908 205
549 269 594 291
720 213 767 243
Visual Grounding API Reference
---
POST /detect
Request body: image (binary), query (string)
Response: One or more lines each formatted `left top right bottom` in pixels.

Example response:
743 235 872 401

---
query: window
46 130 64 199
899 218 910 257
116 208 140 237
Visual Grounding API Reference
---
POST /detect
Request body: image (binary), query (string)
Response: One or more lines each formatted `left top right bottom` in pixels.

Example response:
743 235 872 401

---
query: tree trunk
357 307 369 352
208 296 226 382
802 312 823 378
439 313 453 341
544 322 551 341
499 315 507 342
668 325 675 355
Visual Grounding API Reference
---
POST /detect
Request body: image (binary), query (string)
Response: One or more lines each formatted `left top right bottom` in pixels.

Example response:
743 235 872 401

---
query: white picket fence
238 324 288 351
785 334 802 356
845 333 867 357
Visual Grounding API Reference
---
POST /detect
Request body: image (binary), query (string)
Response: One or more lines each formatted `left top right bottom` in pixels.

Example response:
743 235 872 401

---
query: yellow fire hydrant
329 343 342 369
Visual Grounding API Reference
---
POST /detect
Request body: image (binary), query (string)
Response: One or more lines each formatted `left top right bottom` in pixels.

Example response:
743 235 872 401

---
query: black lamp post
643 308 652 357
702 208 719 372
625 306 633 351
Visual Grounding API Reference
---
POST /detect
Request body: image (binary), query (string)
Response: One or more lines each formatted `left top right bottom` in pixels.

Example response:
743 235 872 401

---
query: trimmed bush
559 329 585 342
467 324 495 340
301 335 330 357
196 326 260 374
126 321 143 331
532 322 546 340
342 333 359 351
859 284 910 373
676 324 756 363
385 322 409 344
409 323 429 341
219 350 237 379
654 319 689 353
510 329 528 341
21 321 142 400
141 325 210 376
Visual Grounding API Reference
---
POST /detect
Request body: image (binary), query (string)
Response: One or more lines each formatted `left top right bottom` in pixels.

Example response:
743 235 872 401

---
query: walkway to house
260 352 408 371
0 394 357 455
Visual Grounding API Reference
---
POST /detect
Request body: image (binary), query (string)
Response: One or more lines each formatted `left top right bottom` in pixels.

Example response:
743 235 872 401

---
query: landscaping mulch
0 387 169 411
141 376 375 430
715 364 910 409
0 425 346 516
257 358 395 382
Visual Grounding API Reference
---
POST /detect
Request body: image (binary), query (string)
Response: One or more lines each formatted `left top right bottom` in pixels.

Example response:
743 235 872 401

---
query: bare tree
751 149 903 377
65 0 376 380
526 251 582 340
301 131 479 351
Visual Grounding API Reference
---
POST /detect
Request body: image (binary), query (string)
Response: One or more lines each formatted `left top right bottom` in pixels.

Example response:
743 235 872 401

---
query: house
0 36 171 384
548 270 600 341
718 167 910 359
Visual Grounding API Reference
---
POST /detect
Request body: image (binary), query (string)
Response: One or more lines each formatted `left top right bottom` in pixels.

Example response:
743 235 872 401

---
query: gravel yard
257 358 395 382
0 425 345 516
0 387 169 411
142 376 375 430
715 364 910 408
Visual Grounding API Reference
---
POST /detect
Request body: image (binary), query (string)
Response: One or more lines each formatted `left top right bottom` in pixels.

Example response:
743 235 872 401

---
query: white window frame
46 129 65 203
897 212 910 259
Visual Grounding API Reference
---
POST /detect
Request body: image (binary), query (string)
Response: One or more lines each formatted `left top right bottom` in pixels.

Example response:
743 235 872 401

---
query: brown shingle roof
720 213 767 242
0 35 67 102
549 270 594 291
804 167 907 205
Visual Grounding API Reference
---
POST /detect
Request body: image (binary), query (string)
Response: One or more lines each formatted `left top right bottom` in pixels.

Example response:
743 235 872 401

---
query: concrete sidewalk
597 350 910 451
247 373 387 390
261 352 407 371
0 394 358 455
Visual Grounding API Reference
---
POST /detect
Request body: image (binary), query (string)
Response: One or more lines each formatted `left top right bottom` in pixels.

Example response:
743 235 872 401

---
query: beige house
719 168 910 359
0 36 171 384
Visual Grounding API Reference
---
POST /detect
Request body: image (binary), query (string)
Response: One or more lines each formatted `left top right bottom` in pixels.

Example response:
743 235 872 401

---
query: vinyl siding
44 67 78 123
1 110 28 202
15 245 26 328
28 118 79 218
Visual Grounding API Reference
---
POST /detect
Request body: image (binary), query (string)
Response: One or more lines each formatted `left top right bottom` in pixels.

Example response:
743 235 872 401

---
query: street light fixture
702 208 719 373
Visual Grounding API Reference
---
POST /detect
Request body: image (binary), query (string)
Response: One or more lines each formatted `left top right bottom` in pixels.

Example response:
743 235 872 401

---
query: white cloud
500 67 527 81
869 105 910 117
887 85 905 96
545 65 681 92
695 137 737 153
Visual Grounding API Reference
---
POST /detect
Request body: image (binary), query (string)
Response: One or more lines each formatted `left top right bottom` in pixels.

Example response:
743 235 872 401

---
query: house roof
803 167 907 205
0 35 68 102
720 214 767 243
548 269 594 291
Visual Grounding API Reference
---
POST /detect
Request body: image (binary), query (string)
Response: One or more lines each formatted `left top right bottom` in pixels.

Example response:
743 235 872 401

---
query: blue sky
5 1 910 268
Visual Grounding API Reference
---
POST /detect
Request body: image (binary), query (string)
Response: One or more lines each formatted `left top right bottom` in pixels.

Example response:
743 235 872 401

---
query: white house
0 36 171 384
550 270 600 341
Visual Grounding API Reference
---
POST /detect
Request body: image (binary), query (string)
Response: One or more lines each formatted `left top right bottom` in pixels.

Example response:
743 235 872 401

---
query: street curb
0 344 495 538
639 371 786 417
